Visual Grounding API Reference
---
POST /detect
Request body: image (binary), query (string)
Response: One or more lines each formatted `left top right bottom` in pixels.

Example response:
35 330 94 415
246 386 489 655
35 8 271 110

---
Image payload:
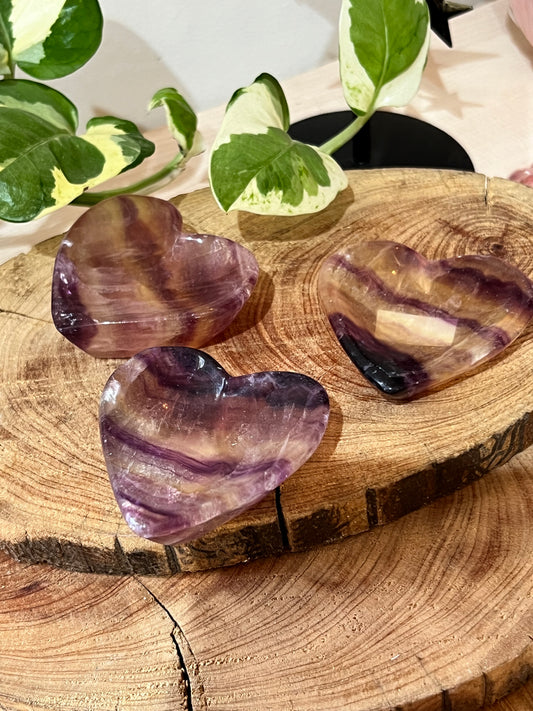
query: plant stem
319 112 373 156
71 152 184 206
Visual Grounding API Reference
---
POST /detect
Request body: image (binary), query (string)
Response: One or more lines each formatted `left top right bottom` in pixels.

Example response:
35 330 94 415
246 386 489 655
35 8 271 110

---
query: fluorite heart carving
51 195 259 357
100 347 330 544
319 241 533 399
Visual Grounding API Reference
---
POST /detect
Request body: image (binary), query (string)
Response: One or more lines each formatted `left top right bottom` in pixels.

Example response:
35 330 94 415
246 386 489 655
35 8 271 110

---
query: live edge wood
0 169 532 574
1 446 533 710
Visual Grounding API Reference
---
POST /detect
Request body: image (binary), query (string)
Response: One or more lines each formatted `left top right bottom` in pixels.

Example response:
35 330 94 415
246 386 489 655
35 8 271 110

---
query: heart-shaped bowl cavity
99 347 330 544
51 195 259 357
318 240 533 399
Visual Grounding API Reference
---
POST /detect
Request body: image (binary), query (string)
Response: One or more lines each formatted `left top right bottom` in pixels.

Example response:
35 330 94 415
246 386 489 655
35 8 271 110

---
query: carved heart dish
318 240 533 399
99 347 330 544
52 195 259 357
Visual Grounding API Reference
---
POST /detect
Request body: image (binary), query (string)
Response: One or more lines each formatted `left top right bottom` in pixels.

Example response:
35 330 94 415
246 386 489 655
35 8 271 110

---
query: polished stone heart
51 195 259 357
318 240 533 399
99 347 330 544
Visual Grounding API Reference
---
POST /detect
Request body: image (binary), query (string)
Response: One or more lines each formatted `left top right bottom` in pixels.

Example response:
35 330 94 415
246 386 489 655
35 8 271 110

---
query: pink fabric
509 0 533 45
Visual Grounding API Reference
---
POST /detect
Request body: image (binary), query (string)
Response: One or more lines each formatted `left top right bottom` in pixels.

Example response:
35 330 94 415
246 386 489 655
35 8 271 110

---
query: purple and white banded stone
99 347 330 544
51 195 259 357
318 240 533 399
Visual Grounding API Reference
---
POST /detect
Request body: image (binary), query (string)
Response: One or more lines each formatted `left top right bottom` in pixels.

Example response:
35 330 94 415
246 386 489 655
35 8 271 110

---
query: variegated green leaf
339 0 430 116
0 77 77 130
82 116 154 178
149 87 202 161
209 73 348 216
0 80 154 222
0 0 102 79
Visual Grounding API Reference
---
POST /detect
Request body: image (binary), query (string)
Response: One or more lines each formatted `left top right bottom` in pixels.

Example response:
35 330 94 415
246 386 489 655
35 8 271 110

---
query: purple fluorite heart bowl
318 240 533 400
99 347 330 544
51 195 259 358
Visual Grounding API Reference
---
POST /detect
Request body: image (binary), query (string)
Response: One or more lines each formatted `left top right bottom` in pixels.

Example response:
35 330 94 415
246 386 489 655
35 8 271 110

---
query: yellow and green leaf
149 87 203 161
0 0 102 79
209 73 348 216
339 0 430 116
0 80 154 221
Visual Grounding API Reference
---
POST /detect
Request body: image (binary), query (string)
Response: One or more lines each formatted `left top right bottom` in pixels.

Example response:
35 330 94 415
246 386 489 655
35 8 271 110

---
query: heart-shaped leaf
209 73 348 216
100 347 330 544
339 0 430 116
0 80 154 221
319 241 533 399
81 116 155 177
149 87 203 163
0 0 103 79
51 194 259 357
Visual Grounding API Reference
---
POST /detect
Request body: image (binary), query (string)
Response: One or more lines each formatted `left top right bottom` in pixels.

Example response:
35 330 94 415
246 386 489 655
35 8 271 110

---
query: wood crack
275 486 290 551
0 307 51 325
415 654 444 708
481 670 489 707
484 174 490 207
135 577 207 711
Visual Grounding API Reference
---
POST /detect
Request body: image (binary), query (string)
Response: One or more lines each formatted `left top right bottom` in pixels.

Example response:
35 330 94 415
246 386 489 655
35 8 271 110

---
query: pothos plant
0 0 430 224
0 0 199 222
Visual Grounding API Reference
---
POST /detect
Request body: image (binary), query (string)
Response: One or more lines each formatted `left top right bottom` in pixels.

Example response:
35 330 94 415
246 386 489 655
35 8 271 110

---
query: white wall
28 0 496 133
45 0 342 132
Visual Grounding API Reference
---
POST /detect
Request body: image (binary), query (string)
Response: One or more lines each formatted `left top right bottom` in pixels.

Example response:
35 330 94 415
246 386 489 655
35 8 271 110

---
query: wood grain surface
1 442 532 710
0 169 532 573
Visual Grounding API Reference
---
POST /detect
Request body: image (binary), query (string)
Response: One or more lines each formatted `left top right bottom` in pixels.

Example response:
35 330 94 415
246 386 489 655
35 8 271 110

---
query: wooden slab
0 169 532 573
1 443 533 710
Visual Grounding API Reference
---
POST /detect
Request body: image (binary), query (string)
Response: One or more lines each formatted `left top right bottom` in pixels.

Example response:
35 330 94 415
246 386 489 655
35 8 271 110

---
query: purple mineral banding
318 240 533 399
99 347 330 544
51 195 259 358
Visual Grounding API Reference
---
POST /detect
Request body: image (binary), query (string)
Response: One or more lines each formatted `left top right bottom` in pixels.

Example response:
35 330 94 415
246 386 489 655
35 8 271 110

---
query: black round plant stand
288 111 474 172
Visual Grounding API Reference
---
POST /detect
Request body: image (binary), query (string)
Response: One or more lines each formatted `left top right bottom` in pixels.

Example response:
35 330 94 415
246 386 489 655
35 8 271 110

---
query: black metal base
288 111 474 172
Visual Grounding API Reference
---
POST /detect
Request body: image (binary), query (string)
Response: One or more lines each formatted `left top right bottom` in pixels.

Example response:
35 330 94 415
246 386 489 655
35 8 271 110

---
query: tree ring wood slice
0 169 532 574
1 444 533 710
